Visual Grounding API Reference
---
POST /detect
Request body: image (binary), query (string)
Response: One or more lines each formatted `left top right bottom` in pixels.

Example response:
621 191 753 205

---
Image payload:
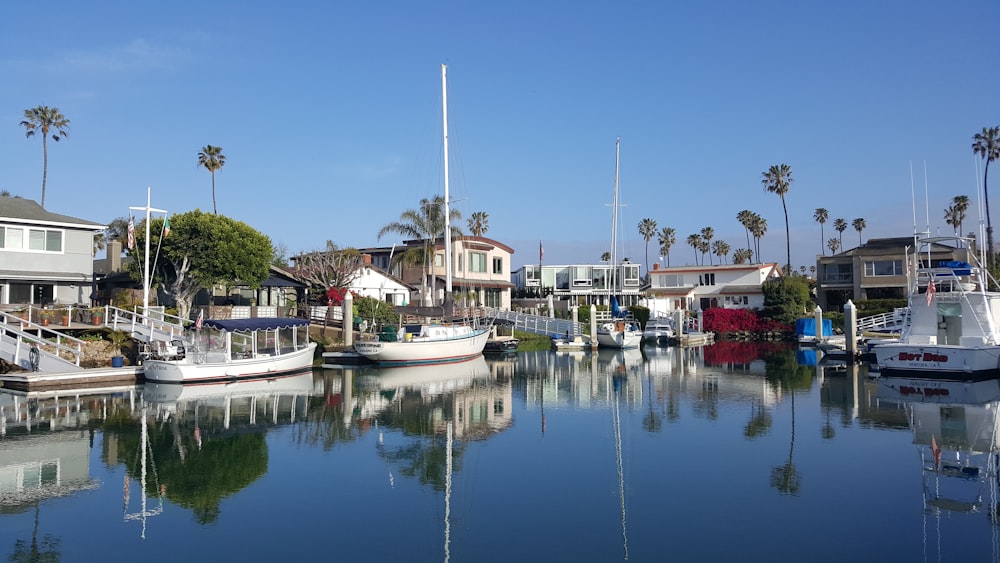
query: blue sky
2 1 997 273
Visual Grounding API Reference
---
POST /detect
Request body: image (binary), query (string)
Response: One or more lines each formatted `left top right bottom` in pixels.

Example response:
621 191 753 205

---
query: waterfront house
511 260 643 308
643 263 783 316
0 196 106 306
815 236 968 311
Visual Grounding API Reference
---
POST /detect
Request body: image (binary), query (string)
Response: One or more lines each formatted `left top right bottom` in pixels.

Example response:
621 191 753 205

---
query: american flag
127 216 135 250
926 279 936 306
195 308 204 330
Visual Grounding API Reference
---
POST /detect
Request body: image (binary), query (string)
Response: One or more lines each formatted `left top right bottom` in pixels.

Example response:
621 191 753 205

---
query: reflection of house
644 263 782 315
511 261 643 307
815 237 968 311
1 196 106 306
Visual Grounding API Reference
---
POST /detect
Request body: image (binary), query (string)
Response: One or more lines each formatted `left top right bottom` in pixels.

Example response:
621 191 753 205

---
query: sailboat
596 138 641 349
354 64 491 366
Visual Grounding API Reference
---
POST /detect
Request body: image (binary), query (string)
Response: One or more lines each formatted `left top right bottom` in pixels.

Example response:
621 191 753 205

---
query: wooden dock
0 366 143 392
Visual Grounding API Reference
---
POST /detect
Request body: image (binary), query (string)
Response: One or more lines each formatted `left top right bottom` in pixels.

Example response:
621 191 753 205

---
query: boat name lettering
898 351 948 363
898 385 950 397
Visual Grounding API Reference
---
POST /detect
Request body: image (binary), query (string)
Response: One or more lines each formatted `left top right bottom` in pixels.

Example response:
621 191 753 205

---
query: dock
1 365 144 392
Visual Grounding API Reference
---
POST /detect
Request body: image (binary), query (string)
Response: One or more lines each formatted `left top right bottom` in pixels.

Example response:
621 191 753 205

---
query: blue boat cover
795 317 832 337
610 296 628 319
939 260 972 275
202 317 310 332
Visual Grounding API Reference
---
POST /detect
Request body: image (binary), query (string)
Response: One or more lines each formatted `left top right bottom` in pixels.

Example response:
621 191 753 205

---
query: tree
271 242 290 267
944 204 961 236
749 213 767 263
467 211 489 236
638 218 657 277
733 248 753 264
827 238 841 255
833 218 848 247
128 210 271 321
974 126 1000 261
378 195 461 305
813 208 829 256
601 251 612 262
700 226 715 266
294 241 366 296
686 233 702 265
198 145 226 214
953 195 970 237
712 240 730 264
852 217 866 246
762 164 793 275
737 209 754 254
20 105 70 209
657 227 676 267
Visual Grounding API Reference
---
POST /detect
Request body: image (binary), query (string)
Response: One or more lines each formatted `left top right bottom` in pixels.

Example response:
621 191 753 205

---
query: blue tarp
797 348 818 366
939 260 972 276
202 317 310 332
610 296 628 319
795 317 832 337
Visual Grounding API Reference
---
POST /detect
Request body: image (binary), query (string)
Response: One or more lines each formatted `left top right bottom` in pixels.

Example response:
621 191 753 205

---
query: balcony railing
821 273 854 283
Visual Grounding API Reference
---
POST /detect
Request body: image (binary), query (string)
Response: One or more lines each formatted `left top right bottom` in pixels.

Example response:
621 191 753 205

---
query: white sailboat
354 64 490 366
596 137 641 349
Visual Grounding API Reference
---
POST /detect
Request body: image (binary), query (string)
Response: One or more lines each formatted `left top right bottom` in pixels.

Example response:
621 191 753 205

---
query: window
573 266 592 287
483 288 502 307
526 265 540 286
624 265 640 286
699 273 716 286
0 226 62 252
469 252 487 273
492 257 503 274
725 295 749 306
592 268 608 290
864 260 904 277
434 254 444 267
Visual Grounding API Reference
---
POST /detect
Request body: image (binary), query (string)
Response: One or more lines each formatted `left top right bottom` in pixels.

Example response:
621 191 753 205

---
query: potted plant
107 329 130 368
58 308 71 326
39 309 52 326
91 307 105 326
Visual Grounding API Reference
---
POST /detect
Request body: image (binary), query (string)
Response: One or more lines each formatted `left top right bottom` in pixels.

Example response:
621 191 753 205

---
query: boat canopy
795 317 832 337
202 317 310 332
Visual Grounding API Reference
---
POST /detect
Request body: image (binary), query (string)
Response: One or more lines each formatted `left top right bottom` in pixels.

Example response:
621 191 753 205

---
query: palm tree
733 248 753 264
813 208 829 256
762 164 793 274
852 217 866 246
833 218 848 247
953 195 970 236
657 227 676 267
749 214 767 263
601 251 612 262
638 218 658 278
686 234 702 265
712 240 730 264
19 105 70 209
700 226 715 266
467 211 489 236
973 126 1000 261
827 237 841 255
198 145 226 214
945 204 961 236
378 195 462 305
737 209 754 252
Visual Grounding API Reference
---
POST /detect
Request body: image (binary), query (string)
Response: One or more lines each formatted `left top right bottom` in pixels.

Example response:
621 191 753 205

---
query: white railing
0 312 85 367
489 308 583 339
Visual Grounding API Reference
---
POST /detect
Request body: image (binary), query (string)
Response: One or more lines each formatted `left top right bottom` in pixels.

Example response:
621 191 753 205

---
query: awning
203 318 310 332
262 274 305 288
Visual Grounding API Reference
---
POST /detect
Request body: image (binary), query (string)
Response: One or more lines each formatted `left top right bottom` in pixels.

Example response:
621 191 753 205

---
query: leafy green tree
813 208 829 255
973 126 1000 261
762 164 793 275
657 226 676 267
638 218 657 276
129 210 271 320
198 145 226 214
852 217 866 246
467 211 489 236
271 242 290 267
761 276 811 325
378 195 461 305
833 218 848 247
20 105 69 209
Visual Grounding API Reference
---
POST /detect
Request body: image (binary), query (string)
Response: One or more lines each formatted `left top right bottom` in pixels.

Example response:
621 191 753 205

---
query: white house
348 261 413 306
644 263 783 316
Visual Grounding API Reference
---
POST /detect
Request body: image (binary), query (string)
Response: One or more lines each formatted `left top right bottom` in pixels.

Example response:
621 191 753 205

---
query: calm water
3 342 1000 562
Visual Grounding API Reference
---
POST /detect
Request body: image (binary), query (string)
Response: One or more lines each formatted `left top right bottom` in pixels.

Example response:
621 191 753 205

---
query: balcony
822 272 854 284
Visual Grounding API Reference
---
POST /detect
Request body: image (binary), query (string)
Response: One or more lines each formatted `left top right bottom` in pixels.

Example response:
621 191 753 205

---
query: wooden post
844 300 857 356
343 293 353 348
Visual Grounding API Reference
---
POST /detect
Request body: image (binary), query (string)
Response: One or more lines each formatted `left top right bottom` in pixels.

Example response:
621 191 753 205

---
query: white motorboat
642 315 675 343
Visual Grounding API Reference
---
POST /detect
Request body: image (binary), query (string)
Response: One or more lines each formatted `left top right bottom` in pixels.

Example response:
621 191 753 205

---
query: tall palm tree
601 251 612 262
973 126 1000 261
700 226 715 266
686 234 702 265
733 248 753 264
833 218 848 247
953 195 970 237
813 208 829 256
198 145 226 214
657 227 676 267
945 204 961 236
712 240 730 264
749 214 767 263
378 195 461 305
20 105 70 209
762 164 793 274
852 217 866 246
827 238 841 255
737 209 754 252
638 218 658 278
467 211 489 236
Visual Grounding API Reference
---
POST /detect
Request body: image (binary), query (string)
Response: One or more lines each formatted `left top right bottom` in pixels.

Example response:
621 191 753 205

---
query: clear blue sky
2 1 997 273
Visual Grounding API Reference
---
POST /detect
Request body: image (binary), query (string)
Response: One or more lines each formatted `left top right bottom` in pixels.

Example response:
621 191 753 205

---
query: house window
699 273 716 286
864 260 904 277
469 252 487 273
526 265 540 286
592 268 608 290
483 288 502 307
573 266 592 287
624 264 640 287
0 227 62 252
492 257 503 274
434 254 444 267
725 295 749 306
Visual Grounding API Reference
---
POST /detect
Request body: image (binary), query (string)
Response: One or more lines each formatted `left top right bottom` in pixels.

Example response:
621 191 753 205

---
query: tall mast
442 64 453 306
129 187 167 314
610 137 621 301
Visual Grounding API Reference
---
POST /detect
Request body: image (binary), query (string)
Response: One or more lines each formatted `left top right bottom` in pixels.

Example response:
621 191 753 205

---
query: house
815 236 968 311
643 262 784 316
511 261 643 307
0 195 106 306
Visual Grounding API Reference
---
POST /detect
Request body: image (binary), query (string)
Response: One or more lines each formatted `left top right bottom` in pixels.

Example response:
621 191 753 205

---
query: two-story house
0 196 106 306
815 236 968 311
511 261 643 307
643 263 783 316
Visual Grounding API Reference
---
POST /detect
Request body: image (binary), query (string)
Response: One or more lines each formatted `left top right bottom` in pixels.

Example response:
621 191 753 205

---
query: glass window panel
28 229 45 250
47 230 62 251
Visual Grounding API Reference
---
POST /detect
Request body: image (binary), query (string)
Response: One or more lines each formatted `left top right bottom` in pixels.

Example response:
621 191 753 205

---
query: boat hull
873 343 1000 382
597 322 641 349
354 328 490 365
143 343 317 384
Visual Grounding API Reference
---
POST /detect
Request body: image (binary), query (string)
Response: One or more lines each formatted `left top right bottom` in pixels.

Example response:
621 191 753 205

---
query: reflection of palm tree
9 502 60 563
743 398 772 438
642 372 662 432
771 389 801 495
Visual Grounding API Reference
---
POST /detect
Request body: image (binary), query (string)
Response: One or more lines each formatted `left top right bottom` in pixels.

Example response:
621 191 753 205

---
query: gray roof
0 196 106 229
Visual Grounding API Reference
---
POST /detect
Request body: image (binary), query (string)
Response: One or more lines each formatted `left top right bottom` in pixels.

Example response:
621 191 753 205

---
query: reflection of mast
123 407 163 539
611 377 629 560
444 421 452 563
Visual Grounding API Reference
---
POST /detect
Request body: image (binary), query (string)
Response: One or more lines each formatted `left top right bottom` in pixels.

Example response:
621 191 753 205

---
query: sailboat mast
610 137 621 302
442 64 453 305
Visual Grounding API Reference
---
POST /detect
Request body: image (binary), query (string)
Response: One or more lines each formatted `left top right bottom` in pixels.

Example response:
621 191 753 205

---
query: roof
0 196 106 229
830 236 963 258
649 263 780 275
203 317 310 332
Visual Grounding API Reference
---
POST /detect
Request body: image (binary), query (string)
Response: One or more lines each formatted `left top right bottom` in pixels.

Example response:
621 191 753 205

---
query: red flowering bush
702 308 789 335
325 287 359 305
